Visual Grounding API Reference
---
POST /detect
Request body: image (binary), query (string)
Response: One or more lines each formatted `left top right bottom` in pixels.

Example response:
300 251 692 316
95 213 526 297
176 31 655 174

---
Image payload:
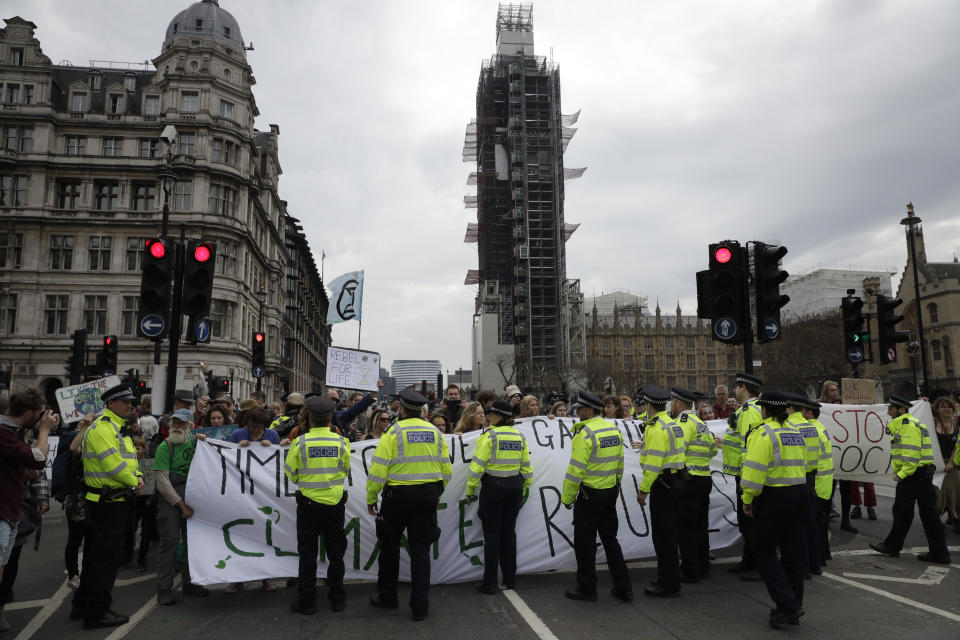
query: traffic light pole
164 225 186 412
741 245 754 374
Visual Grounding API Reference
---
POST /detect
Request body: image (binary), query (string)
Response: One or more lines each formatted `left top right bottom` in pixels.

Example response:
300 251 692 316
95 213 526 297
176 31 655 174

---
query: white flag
326 270 364 324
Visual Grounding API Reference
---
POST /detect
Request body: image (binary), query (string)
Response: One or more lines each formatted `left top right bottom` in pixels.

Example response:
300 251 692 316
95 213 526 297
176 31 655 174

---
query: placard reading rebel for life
325 346 380 392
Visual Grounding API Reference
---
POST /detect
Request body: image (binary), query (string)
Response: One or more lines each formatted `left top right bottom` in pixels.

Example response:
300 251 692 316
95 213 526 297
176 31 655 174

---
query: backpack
51 431 79 504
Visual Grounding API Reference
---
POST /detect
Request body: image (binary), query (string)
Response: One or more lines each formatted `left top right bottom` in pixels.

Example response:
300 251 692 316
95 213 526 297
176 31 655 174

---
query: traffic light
181 240 217 318
67 329 87 385
252 331 266 370
211 375 230 395
697 241 747 343
101 335 118 375
138 237 174 339
877 294 909 364
753 242 790 342
841 293 866 363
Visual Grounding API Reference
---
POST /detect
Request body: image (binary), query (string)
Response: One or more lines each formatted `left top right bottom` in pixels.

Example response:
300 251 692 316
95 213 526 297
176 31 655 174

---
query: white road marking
502 588 561 640
830 545 960 558
4 599 50 612
842 566 949 585
821 572 960 623
13 582 71 640
115 573 157 587
104 576 180 640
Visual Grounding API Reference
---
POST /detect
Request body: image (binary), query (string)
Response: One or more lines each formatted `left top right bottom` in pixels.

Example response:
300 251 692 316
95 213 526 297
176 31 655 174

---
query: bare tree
755 312 850 394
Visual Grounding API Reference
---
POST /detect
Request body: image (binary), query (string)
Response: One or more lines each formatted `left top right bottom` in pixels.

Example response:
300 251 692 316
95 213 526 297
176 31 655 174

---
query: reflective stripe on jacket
679 410 716 477
561 416 624 504
740 419 807 505
639 411 687 493
82 408 140 501
888 412 935 480
466 425 533 496
284 426 351 505
722 398 762 476
786 412 822 473
366 418 452 504
811 418 834 500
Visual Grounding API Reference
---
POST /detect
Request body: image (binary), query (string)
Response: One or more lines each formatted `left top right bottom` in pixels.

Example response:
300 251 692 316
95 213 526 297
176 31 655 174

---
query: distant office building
781 267 895 321
390 359 441 393
379 367 396 396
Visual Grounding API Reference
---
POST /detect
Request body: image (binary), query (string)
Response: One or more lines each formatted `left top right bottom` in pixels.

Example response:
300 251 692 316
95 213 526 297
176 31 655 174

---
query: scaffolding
464 3 582 392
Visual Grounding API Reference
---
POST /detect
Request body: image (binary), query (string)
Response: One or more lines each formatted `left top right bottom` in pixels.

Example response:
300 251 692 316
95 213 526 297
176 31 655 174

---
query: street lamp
256 289 267 392
900 203 929 395
152 125 178 369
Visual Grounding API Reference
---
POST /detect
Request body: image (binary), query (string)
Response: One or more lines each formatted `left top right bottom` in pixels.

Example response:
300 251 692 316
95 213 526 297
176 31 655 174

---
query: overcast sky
10 0 960 376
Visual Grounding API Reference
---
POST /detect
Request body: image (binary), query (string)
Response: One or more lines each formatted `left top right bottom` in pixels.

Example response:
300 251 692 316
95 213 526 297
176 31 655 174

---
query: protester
620 395 635 419
229 407 282 446
549 401 569 419
518 395 541 419
476 390 497 412
454 401 485 434
933 396 959 532
713 385 732 419
430 413 449 434
201 406 229 429
64 414 94 589
122 436 155 573
270 393 305 438
154 409 208 605
603 395 621 420
368 410 393 439
698 405 716 421
504 385 523 416
441 384 464 426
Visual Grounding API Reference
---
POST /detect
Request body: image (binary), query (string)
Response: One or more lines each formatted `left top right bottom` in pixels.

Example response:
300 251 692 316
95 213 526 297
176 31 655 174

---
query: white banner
326 270 364 324
54 375 120 424
187 418 741 586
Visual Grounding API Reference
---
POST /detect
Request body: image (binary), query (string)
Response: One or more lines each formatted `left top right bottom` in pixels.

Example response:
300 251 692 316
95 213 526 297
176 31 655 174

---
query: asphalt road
4 486 960 640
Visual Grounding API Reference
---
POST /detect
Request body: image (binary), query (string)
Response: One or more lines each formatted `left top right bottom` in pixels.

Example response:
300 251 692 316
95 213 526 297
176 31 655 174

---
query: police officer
366 388 451 621
285 395 350 615
672 386 716 582
637 386 687 597
870 395 950 564
465 399 532 593
798 397 834 568
723 373 763 578
741 391 808 628
784 394 824 576
561 391 632 602
71 384 142 629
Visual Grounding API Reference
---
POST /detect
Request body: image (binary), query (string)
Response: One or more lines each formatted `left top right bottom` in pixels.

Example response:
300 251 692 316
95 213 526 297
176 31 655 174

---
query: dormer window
173 22 178 32
89 72 102 90
223 26 231 38
195 19 203 29
223 68 231 79
190 60 199 72
123 75 136 92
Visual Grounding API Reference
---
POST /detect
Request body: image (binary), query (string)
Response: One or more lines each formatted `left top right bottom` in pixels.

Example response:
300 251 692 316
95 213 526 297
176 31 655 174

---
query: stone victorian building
0 1 330 406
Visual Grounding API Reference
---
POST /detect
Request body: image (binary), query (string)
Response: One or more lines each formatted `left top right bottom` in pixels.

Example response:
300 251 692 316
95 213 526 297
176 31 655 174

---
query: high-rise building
0 1 330 405
390 359 441 394
464 4 584 394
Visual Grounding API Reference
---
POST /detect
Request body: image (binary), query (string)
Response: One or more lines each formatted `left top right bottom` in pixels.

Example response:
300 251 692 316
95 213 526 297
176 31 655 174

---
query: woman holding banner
935 396 960 533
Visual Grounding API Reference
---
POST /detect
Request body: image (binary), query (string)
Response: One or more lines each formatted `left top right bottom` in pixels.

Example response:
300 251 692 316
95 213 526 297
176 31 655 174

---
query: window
123 75 136 92
177 132 195 156
216 239 237 275
644 336 653 348
5 84 19 103
664 337 674 348
18 127 31 152
126 237 146 271
23 85 34 104
0 232 23 268
686 337 695 348
122 296 139 336
72 92 88 112
173 180 193 210
666 355 675 369
223 25 231 38
44 294 69 335
56 181 81 209
223 68 231 79
211 300 232 338
180 91 199 112
2 126 13 149
645 355 655 370
108 94 124 114
932 340 942 362
84 295 108 334
707 354 716 369
208 184 236 216
87 236 112 271
195 19 203 29
0 293 16 334
624 355 633 370
94 182 119 211
102 137 123 156
727 354 738 368
0 176 27 207
132 183 156 211
601 337 612 351
144 95 160 115
928 303 939 324
211 137 234 164
189 60 199 72
138 138 159 158
3 126 31 151
219 100 234 119
65 135 86 155
623 337 632 349
10 48 23 65
89 73 101 90
686 355 696 369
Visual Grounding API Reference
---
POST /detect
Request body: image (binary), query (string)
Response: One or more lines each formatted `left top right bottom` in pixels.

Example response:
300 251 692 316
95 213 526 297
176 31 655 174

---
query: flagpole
357 319 362 349
321 251 325 282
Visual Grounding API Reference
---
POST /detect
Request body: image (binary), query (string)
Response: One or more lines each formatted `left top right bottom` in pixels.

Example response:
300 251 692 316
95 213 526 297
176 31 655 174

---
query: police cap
305 395 337 415
888 395 913 410
485 400 513 417
642 386 671 405
393 388 428 411
757 391 791 407
735 373 763 389
101 384 135 403
572 391 604 412
669 386 697 405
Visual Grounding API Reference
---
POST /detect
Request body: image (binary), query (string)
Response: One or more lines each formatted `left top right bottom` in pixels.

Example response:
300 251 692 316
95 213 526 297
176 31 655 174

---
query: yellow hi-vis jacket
639 411 687 493
722 398 762 476
366 418 451 505
740 419 807 505
284 426 350 505
810 417 834 500
679 410 716 477
786 411 822 474
82 408 140 502
887 412 935 480
561 416 624 504
466 424 533 497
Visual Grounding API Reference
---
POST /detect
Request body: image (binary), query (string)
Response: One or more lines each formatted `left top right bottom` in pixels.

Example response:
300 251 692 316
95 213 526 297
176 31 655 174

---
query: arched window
931 339 942 361
927 302 939 323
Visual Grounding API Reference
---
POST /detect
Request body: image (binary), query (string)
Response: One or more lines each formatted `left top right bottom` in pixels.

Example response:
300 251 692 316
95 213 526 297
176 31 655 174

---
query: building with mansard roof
0 2 330 406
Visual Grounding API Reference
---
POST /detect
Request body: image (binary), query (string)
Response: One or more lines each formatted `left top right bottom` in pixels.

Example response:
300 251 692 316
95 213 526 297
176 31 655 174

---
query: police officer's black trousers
752 485 806 615
816 497 832 564
650 473 683 590
73 499 129 620
678 474 712 579
802 473 821 572
882 467 947 556
377 483 442 615
477 475 523 588
572 485 631 595
295 493 347 607
734 477 756 569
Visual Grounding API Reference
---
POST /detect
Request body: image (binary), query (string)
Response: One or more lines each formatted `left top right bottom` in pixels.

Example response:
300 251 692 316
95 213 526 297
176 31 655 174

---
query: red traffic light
147 238 166 259
104 336 113 346
254 332 264 343
193 243 212 263
714 247 732 264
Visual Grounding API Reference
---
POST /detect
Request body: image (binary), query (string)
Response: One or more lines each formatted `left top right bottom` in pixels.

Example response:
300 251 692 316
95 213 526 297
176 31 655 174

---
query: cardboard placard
324 346 380 392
